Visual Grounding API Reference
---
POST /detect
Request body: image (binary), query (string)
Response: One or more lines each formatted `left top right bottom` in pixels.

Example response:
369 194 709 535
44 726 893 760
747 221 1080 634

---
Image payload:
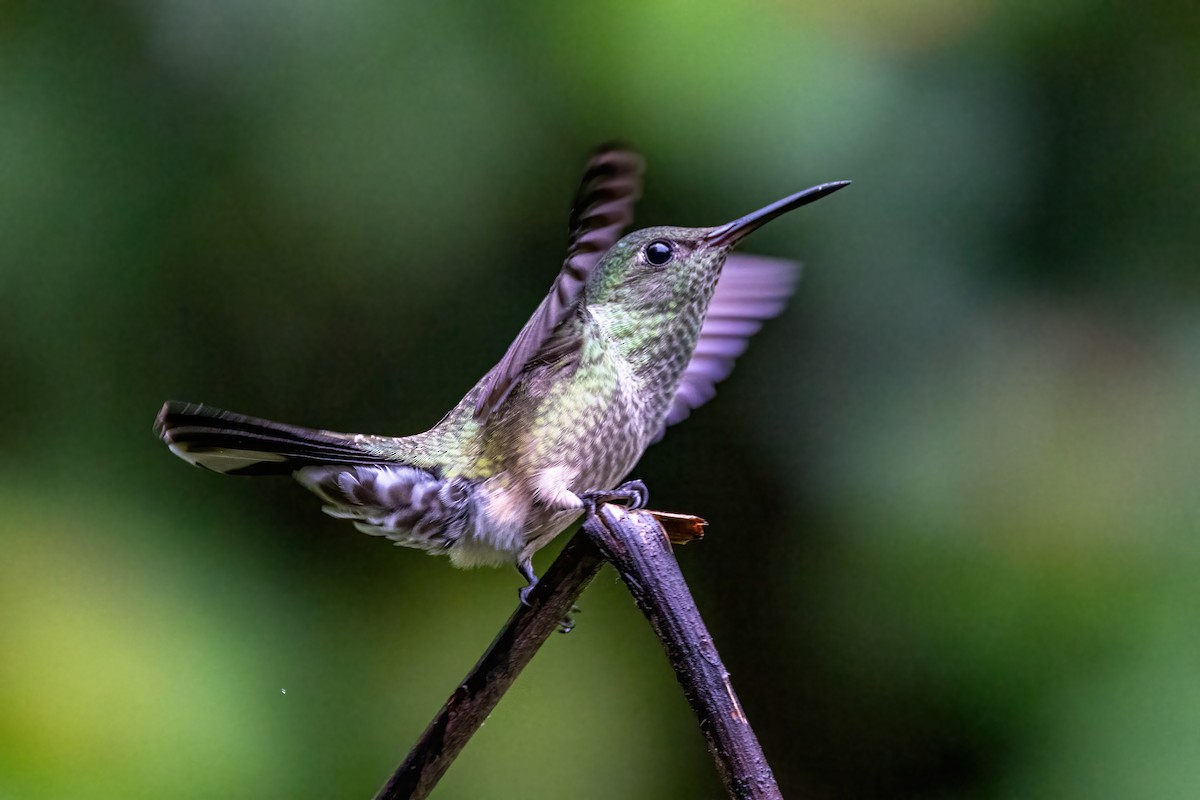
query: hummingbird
155 146 848 601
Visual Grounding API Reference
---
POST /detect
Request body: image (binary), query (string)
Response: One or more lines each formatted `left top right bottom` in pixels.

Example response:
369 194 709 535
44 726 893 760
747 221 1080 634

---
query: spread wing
656 253 800 439
474 145 644 421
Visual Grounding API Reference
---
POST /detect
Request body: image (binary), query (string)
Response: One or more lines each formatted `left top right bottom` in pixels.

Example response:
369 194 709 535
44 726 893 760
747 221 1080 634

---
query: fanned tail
154 401 382 476
155 402 472 553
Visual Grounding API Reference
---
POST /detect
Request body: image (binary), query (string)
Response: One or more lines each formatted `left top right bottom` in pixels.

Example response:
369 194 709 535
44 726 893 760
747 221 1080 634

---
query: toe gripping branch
519 479 651 606
580 479 650 513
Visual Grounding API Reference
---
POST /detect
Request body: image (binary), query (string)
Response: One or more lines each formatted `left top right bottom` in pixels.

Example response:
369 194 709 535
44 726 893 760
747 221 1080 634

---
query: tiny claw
557 602 583 632
516 558 538 607
580 479 649 513
518 581 537 607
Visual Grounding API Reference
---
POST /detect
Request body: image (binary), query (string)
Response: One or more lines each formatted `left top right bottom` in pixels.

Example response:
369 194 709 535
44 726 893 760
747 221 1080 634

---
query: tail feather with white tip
154 401 383 476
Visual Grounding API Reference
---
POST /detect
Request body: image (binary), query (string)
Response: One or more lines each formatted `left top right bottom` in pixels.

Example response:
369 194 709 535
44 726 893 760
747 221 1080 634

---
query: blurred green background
2 1 1198 798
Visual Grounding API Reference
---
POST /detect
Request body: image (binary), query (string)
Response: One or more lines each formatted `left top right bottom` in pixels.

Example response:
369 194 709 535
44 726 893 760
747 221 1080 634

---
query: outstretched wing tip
657 251 804 439
474 144 646 422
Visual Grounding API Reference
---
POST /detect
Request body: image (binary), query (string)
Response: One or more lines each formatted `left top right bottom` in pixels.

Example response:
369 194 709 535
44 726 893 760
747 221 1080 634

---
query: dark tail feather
154 401 382 476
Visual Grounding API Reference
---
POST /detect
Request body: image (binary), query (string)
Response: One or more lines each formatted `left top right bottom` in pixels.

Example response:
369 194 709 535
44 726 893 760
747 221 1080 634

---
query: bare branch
374 505 777 800
583 505 782 800
373 531 606 800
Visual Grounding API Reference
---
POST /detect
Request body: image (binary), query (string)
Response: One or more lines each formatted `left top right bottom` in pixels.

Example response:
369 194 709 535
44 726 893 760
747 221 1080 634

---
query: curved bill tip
706 180 851 248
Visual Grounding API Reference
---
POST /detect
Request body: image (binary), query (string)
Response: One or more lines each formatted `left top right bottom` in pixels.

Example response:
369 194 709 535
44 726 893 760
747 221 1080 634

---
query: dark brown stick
583 505 782 800
373 530 606 800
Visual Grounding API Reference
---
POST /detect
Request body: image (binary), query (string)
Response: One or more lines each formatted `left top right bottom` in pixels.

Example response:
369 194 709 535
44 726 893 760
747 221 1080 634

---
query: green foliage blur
3 1 1198 797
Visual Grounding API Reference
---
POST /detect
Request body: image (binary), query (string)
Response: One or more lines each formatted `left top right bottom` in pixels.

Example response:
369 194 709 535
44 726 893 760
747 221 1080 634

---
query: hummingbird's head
586 180 850 313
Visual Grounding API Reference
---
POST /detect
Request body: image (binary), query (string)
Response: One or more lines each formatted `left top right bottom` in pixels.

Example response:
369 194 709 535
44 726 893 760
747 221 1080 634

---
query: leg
516 557 538 606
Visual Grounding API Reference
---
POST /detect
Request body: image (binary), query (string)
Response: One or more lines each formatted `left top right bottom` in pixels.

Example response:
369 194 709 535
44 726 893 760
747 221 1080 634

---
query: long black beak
705 180 851 248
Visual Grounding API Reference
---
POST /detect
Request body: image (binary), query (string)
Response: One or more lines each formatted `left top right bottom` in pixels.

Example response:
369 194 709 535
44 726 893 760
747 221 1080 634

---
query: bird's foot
517 558 538 607
579 479 649 515
558 604 581 634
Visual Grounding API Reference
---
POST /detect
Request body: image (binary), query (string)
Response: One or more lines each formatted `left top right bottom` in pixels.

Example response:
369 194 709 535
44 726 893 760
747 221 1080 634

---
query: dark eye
644 240 675 266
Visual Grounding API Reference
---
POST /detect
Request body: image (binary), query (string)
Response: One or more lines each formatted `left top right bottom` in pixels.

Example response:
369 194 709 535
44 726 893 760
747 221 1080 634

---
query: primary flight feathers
475 147 645 421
